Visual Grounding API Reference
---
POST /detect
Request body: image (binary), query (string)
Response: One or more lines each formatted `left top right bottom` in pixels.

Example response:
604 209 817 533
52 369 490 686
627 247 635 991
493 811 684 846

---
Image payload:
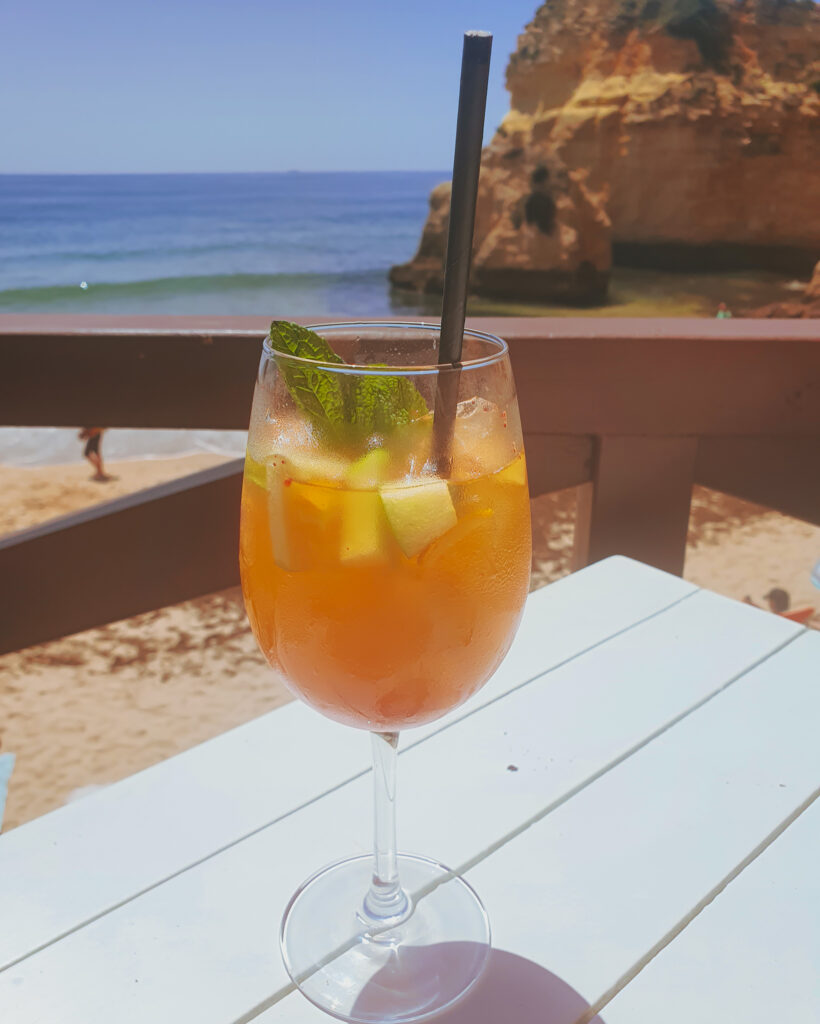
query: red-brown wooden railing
1 315 818 655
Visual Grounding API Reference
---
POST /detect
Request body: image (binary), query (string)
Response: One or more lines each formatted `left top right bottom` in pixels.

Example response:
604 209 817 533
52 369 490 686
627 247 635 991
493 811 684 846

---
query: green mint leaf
269 321 344 365
351 373 428 435
268 321 348 428
268 321 429 442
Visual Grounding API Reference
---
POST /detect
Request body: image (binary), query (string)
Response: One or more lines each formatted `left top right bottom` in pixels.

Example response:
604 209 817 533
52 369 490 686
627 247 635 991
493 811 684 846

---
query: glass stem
362 731 411 926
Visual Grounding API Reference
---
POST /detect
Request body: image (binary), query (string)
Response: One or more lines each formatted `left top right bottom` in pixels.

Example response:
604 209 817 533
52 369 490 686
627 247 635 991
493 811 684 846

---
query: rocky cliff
391 0 820 304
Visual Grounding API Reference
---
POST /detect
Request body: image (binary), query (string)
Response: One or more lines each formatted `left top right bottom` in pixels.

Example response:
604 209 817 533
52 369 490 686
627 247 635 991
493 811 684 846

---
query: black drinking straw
432 30 492 471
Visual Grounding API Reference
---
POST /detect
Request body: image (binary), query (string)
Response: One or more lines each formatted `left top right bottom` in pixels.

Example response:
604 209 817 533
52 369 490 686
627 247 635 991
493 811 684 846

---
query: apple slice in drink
380 478 457 559
266 452 345 570
339 449 391 564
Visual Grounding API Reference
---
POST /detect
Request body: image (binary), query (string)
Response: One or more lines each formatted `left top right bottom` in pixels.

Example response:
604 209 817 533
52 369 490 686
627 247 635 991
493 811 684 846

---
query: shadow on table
351 943 606 1023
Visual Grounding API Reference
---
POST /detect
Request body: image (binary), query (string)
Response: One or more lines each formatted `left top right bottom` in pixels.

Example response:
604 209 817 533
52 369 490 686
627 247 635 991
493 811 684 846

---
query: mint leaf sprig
268 320 347 428
268 321 429 444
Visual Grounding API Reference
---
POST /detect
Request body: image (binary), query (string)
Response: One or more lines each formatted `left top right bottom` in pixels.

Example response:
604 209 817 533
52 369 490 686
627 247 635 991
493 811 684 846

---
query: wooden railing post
572 436 698 576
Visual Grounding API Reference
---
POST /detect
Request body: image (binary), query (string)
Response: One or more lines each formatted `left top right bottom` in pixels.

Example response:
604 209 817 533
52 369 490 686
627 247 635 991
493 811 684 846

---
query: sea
0 172 449 318
0 171 804 466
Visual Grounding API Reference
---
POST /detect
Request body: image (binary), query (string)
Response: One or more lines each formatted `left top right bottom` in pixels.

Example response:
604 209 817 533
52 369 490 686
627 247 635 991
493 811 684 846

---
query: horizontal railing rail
1 315 818 654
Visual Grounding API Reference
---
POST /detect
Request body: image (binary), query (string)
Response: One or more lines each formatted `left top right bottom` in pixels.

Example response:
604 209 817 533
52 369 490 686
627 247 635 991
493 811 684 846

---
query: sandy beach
1 455 818 832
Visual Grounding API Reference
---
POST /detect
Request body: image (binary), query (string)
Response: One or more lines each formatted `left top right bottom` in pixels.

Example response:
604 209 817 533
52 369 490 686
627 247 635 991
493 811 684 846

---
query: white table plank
0 590 804 1024
603 795 820 1023
425 631 820 1024
0 556 694 971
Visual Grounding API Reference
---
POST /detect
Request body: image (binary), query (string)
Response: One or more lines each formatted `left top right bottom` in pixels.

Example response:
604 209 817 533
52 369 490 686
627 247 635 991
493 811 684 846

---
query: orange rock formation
391 0 820 304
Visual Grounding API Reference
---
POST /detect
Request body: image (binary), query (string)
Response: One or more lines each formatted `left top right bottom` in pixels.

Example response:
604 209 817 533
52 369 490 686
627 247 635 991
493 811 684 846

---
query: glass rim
261 320 509 376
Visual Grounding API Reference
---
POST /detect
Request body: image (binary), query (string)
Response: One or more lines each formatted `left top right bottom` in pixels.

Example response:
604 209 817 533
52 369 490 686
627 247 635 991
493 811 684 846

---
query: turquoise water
0 172 446 316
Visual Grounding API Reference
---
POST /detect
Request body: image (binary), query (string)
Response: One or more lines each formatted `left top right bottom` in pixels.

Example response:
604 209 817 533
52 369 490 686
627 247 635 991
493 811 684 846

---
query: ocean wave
1 240 292 264
0 268 391 307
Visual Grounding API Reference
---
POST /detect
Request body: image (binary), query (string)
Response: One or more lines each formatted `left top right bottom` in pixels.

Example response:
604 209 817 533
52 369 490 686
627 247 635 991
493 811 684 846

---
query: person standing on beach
78 427 109 481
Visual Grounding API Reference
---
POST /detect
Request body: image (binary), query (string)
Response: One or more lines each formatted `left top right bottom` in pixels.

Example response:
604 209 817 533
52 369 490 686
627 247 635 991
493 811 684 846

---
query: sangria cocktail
240 321 531 1022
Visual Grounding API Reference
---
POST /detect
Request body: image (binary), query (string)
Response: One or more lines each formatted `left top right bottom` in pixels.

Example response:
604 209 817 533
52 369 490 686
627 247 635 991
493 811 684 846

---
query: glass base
280 853 491 1023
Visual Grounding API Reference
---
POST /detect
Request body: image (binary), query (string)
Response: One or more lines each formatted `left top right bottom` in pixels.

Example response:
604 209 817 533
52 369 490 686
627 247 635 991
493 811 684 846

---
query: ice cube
247 411 318 467
452 397 517 477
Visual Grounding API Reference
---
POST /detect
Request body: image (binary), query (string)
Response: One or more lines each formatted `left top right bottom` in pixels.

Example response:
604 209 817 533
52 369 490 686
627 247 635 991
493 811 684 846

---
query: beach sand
1 455 817 831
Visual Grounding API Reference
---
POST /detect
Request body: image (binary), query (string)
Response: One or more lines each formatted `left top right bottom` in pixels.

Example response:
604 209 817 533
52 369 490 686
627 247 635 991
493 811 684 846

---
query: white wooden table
1 556 818 1023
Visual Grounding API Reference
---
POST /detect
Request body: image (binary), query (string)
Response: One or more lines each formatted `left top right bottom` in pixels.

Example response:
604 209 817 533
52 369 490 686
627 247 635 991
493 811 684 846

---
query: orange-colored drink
254 322 531 1017
240 424 531 731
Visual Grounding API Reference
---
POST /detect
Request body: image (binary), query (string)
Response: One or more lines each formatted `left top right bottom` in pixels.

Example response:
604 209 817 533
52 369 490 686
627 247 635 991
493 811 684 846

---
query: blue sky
0 0 539 173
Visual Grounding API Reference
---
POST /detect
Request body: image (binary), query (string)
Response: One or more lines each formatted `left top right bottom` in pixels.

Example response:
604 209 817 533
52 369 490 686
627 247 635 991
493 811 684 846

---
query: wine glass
240 321 531 1022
